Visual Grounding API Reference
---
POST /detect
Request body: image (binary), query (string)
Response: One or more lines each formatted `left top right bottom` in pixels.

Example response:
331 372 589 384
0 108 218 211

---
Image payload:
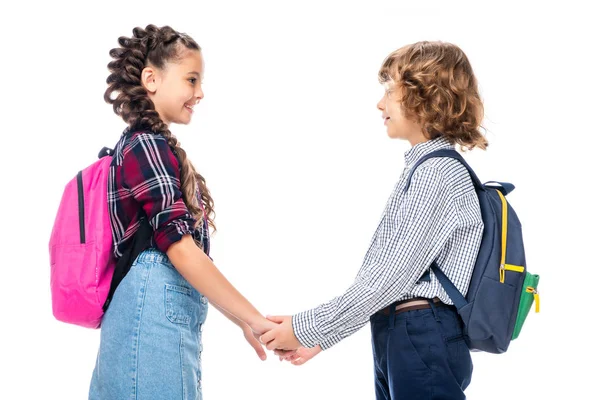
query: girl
262 41 487 400
89 24 276 400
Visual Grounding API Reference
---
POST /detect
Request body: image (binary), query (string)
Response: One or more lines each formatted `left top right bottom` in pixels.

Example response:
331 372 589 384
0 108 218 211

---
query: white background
1 0 598 399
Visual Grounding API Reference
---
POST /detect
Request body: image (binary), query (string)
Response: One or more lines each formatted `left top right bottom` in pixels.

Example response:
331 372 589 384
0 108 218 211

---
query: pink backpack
49 147 116 328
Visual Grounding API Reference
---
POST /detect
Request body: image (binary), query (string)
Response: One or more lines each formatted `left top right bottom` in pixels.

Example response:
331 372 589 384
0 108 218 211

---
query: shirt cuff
154 218 197 253
319 334 343 350
292 310 325 348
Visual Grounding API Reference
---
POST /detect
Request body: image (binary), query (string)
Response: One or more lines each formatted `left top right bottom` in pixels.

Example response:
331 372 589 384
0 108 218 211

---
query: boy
261 41 487 399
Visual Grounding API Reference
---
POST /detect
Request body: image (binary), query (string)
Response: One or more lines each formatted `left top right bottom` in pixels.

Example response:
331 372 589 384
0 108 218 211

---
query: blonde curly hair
378 41 488 150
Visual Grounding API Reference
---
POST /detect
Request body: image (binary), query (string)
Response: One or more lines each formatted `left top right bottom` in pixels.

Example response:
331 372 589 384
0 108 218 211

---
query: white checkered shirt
292 136 484 350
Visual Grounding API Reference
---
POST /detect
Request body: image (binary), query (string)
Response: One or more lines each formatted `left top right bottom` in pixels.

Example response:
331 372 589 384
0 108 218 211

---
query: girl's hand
241 323 267 361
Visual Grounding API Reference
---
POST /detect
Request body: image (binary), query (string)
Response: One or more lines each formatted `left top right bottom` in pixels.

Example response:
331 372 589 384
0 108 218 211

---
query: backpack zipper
77 171 85 244
496 189 524 283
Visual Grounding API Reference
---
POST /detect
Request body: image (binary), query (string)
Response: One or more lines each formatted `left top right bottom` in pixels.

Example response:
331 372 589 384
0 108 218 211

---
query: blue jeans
89 248 208 400
370 301 472 400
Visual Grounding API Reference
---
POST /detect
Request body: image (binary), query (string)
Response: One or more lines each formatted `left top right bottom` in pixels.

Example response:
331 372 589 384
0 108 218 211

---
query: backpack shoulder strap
404 149 484 193
430 263 468 309
404 148 479 308
103 218 153 311
100 134 152 312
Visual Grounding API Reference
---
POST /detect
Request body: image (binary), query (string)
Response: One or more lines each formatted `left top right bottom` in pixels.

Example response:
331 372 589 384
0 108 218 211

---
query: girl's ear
141 66 159 93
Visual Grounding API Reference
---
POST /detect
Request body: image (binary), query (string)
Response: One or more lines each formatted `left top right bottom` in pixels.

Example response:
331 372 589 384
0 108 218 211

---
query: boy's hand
259 315 302 351
275 345 322 366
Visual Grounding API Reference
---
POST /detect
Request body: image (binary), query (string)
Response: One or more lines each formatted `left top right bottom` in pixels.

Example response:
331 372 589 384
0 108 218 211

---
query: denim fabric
89 248 208 400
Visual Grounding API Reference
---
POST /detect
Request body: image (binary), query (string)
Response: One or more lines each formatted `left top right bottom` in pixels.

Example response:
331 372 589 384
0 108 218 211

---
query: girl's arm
211 301 243 327
121 134 274 334
210 300 268 360
167 234 274 334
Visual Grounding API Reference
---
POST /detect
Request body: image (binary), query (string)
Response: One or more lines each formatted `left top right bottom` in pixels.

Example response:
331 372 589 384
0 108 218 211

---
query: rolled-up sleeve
122 133 197 252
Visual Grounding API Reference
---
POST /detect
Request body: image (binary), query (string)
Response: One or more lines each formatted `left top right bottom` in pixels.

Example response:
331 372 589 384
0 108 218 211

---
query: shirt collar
404 136 455 168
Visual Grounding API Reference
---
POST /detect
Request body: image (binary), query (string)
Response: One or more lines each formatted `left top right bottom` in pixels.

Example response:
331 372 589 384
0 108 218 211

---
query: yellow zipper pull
526 287 540 313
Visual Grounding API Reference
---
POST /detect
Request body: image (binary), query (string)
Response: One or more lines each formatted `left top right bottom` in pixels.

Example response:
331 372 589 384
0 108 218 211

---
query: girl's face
377 82 426 146
144 49 204 126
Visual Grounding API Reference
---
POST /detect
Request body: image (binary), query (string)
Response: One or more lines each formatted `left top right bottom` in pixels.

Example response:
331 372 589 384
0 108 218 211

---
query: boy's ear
141 66 159 93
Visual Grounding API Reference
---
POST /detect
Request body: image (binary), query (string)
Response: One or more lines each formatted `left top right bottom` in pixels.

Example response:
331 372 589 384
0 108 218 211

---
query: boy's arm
291 167 456 349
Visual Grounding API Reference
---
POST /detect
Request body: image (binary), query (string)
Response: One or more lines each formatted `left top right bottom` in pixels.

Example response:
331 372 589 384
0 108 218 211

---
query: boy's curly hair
378 41 488 150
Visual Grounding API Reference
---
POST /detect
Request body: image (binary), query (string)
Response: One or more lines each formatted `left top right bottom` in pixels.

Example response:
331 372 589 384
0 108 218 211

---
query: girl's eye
189 78 197 84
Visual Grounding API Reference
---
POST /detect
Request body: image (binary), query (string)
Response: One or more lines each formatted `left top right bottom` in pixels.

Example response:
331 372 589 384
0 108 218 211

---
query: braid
105 24 215 231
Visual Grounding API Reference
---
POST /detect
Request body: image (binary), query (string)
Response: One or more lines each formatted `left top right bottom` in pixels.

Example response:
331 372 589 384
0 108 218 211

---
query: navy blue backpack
407 149 539 354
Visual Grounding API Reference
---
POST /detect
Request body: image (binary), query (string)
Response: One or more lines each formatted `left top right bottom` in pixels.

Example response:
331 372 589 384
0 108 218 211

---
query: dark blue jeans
370 301 472 400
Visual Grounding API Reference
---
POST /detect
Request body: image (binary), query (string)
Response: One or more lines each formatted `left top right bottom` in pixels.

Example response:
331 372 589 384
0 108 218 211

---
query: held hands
259 315 302 351
244 314 322 366
243 316 280 361
257 315 322 366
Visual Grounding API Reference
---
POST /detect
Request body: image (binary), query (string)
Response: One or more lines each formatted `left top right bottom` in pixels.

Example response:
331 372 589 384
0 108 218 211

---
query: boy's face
377 82 426 146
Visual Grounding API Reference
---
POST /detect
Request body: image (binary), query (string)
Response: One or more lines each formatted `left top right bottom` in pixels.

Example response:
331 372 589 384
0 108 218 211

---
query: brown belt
379 297 444 316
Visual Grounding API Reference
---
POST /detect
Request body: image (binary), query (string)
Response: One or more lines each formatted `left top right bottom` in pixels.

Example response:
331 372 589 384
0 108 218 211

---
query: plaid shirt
292 137 484 349
108 129 209 259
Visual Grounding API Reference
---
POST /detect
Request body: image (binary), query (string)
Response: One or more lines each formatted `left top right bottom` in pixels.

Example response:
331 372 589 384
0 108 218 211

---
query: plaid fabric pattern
293 137 484 349
108 130 208 259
